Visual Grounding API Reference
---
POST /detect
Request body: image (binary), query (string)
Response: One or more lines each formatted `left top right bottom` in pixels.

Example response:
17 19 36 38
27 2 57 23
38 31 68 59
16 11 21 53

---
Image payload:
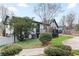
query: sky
0 3 79 24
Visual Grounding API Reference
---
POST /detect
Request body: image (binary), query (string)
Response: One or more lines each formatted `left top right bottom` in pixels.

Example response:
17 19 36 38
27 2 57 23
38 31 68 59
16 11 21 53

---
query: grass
0 35 73 55
14 35 72 49
73 50 79 55
0 35 73 49
15 39 43 49
51 35 73 46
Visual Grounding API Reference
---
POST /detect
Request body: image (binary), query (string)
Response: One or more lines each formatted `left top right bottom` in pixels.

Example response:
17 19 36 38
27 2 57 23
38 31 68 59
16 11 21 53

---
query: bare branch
34 3 62 24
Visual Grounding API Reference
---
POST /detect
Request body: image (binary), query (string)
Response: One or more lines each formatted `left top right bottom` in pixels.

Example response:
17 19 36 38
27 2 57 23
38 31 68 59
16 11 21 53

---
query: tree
0 5 8 36
9 16 35 41
0 5 14 36
61 16 66 26
60 11 76 34
76 24 79 31
76 15 79 31
66 12 76 30
34 3 63 32
60 15 66 33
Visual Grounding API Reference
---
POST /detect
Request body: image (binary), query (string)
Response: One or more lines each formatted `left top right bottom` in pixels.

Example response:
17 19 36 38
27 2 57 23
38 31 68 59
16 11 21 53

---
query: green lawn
15 39 42 49
0 35 73 49
0 34 73 55
51 35 73 46
14 35 73 49
73 50 79 55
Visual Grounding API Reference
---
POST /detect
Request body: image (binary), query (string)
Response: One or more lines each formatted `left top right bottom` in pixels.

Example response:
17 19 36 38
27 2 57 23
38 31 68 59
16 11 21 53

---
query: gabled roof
33 21 50 26
51 19 59 28
33 19 59 28
3 15 9 25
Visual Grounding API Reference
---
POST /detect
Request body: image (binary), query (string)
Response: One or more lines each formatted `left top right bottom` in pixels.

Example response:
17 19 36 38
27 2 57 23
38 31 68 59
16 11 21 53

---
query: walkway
17 48 44 56
63 36 79 50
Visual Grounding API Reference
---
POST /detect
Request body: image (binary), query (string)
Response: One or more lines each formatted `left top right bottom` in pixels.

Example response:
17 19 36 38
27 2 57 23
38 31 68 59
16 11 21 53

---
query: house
32 19 59 38
0 15 13 37
1 15 59 39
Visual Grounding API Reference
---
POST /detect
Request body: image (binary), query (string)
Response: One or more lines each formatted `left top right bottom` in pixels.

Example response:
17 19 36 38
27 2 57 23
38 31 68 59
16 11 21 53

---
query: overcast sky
0 3 79 24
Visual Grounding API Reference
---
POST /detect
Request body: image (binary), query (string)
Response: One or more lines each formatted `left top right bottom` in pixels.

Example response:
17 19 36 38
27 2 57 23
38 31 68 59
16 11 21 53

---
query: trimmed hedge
44 46 71 56
0 44 22 56
44 45 72 56
39 33 52 45
55 45 72 51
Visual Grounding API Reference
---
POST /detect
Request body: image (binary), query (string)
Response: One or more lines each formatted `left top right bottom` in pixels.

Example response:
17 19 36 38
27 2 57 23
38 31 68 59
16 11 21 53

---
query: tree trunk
3 25 6 36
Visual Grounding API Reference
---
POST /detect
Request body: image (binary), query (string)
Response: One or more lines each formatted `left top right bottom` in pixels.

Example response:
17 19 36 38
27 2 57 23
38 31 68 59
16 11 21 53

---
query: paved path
17 48 44 56
63 36 79 50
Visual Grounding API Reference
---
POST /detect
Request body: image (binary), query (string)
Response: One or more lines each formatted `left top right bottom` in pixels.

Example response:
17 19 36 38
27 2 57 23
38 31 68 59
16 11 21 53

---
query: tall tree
66 11 76 29
9 16 35 41
60 16 66 26
60 11 76 34
75 15 79 31
60 15 66 33
0 6 8 36
34 3 63 32
0 5 14 36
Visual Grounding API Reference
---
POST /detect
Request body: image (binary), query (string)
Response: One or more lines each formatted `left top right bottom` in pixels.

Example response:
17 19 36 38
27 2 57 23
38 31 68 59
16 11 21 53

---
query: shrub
55 45 72 51
52 29 59 38
0 44 22 56
44 46 71 56
39 33 52 46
